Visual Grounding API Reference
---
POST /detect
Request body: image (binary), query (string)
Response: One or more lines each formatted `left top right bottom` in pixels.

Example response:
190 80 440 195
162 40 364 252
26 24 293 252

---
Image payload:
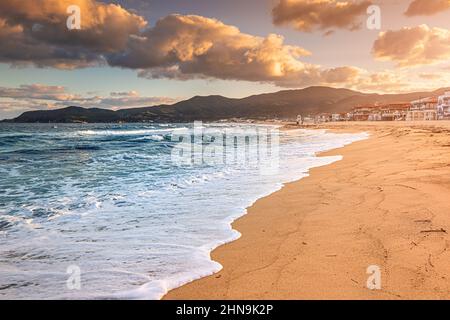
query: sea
0 122 368 299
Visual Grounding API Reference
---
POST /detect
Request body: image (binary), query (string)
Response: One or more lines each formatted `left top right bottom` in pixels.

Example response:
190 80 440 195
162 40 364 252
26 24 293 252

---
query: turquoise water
0 123 367 299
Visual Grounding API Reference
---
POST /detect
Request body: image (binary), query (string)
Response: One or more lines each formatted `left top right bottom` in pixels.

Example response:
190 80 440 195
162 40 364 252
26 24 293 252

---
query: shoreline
149 125 366 300
162 123 369 300
164 121 450 300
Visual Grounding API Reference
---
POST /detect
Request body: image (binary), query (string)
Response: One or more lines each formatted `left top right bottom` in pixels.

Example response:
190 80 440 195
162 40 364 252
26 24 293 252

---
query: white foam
109 129 369 300
140 135 165 141
77 128 188 136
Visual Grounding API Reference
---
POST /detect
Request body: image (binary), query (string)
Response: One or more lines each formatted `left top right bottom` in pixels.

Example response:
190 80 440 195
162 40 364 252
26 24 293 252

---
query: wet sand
164 121 450 300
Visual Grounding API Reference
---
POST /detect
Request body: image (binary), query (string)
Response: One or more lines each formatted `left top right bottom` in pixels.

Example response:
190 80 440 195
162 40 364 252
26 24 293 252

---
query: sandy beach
165 121 450 300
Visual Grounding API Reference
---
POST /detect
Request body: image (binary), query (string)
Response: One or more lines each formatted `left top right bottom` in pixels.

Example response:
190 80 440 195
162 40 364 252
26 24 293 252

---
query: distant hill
5 86 450 123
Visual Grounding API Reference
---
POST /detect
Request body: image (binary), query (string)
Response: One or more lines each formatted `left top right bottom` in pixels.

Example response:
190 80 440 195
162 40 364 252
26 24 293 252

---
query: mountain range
4 86 449 123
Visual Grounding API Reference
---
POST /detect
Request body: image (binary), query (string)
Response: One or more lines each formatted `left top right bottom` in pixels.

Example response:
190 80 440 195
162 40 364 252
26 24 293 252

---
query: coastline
164 121 450 300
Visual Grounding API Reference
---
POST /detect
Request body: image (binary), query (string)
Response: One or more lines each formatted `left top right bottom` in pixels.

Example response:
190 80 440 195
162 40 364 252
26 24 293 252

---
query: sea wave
0 123 369 300
76 128 189 136
135 135 165 142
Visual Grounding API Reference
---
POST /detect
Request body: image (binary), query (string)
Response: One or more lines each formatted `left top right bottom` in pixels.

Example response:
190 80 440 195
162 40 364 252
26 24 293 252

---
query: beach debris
415 220 431 223
396 184 417 190
428 254 435 268
420 228 447 234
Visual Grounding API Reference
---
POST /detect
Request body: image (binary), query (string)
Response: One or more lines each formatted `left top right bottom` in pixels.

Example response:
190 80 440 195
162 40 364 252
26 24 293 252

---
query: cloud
0 1 370 88
0 0 146 68
372 24 450 67
419 73 442 80
109 14 365 87
321 66 362 83
0 84 77 100
108 15 315 85
405 0 450 16
352 70 408 92
272 0 372 32
110 90 139 97
66 94 177 110
0 84 177 119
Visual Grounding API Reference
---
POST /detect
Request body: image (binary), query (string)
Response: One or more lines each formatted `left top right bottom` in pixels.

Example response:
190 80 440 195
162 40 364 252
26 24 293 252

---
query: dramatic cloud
405 0 450 16
0 0 146 68
272 0 372 32
0 0 371 88
0 84 176 119
109 14 367 87
372 25 450 67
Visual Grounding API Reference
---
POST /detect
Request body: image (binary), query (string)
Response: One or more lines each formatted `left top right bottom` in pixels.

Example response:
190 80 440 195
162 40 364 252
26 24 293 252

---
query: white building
303 116 315 124
368 113 382 121
406 97 438 121
332 113 344 122
437 92 450 120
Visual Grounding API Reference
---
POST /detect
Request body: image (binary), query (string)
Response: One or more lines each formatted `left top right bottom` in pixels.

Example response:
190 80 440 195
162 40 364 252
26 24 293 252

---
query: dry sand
164 121 450 300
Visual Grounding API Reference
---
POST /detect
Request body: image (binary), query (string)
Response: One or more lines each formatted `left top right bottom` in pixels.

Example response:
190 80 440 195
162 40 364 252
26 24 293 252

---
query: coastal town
298 91 450 124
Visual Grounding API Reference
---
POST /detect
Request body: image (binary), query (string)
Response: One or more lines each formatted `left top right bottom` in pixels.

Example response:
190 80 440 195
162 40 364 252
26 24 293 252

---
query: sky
1 0 450 119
